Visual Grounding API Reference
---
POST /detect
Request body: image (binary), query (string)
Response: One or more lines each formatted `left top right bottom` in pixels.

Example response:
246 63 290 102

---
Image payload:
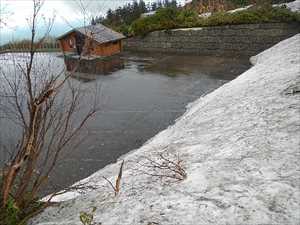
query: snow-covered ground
31 34 300 225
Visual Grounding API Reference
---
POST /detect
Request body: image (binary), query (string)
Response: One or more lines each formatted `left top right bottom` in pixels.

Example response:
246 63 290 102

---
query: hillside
185 0 297 13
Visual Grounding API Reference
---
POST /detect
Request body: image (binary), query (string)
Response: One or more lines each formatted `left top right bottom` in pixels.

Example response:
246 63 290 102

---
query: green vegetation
130 7 180 36
0 177 45 225
91 0 178 35
0 197 19 225
92 0 298 37
0 195 45 225
79 207 97 225
130 5 300 36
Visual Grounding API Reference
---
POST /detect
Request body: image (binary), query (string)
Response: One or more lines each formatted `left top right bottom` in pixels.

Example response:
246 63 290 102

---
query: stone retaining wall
124 23 300 56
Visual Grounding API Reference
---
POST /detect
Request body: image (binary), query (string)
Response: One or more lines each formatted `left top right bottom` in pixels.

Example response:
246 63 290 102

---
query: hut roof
57 24 125 44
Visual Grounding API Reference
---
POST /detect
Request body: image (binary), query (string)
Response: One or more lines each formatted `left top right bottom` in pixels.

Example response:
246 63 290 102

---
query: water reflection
64 56 125 82
135 54 249 79
1 52 250 195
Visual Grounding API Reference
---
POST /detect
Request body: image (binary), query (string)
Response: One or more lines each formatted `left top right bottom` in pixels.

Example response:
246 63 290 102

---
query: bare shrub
188 0 235 14
135 150 187 183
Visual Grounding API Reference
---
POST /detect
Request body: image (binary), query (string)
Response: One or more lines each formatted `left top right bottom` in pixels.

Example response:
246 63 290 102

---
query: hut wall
59 33 123 57
59 33 77 53
91 40 122 56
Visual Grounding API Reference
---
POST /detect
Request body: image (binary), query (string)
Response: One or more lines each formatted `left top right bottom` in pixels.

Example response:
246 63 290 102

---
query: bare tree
0 0 99 222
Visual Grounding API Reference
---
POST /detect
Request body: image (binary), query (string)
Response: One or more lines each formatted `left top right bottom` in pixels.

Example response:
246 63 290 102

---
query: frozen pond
0 52 250 195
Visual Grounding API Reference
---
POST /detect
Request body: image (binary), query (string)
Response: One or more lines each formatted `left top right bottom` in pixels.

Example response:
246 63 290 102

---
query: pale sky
0 0 134 44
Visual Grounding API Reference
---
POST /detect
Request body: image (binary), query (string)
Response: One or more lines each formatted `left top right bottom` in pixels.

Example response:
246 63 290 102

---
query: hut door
75 33 85 55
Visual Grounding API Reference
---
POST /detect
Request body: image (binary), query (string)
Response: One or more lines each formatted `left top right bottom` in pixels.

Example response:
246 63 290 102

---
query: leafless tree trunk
0 0 98 213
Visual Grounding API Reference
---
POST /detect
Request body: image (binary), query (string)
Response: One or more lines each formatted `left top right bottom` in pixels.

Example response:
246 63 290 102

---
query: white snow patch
31 34 300 225
275 0 300 12
227 4 253 13
199 12 212 18
173 27 203 31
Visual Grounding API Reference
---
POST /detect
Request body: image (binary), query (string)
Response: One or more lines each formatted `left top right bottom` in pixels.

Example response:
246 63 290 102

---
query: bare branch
103 160 125 196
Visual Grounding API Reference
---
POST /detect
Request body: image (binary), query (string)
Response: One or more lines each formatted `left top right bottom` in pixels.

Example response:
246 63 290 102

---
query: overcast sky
1 0 167 44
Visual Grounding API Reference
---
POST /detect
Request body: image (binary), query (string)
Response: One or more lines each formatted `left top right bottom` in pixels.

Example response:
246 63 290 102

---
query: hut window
69 37 75 48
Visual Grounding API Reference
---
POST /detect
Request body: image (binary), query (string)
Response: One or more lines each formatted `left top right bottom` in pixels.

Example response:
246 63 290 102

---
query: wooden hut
57 24 125 58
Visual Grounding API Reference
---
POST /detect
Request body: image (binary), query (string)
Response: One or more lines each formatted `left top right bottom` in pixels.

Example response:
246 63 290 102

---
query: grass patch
0 195 46 225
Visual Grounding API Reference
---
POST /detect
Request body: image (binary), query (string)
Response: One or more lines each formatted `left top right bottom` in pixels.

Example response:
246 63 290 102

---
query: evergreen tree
157 0 163 8
90 0 180 32
91 17 96 25
139 0 147 13
151 2 158 11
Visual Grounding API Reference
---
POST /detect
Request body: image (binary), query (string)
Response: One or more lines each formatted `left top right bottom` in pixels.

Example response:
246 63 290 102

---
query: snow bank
31 34 300 225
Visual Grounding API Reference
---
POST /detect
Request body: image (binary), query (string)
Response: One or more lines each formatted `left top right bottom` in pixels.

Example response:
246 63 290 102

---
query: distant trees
89 0 298 36
0 36 60 52
131 2 300 36
90 0 179 34
92 0 297 32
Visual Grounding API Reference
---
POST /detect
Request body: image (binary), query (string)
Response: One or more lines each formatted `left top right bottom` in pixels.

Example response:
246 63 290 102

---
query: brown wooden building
57 24 125 57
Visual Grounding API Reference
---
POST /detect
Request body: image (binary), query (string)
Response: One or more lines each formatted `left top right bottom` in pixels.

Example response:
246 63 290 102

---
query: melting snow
31 34 300 225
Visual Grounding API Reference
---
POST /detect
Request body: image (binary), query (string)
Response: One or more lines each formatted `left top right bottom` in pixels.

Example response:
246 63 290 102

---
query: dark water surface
0 52 250 195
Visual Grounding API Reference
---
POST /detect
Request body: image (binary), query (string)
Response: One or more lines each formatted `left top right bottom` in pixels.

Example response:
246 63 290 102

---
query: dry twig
103 160 124 196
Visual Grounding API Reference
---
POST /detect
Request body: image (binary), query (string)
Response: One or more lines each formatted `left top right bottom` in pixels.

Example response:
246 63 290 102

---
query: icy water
0 52 250 195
